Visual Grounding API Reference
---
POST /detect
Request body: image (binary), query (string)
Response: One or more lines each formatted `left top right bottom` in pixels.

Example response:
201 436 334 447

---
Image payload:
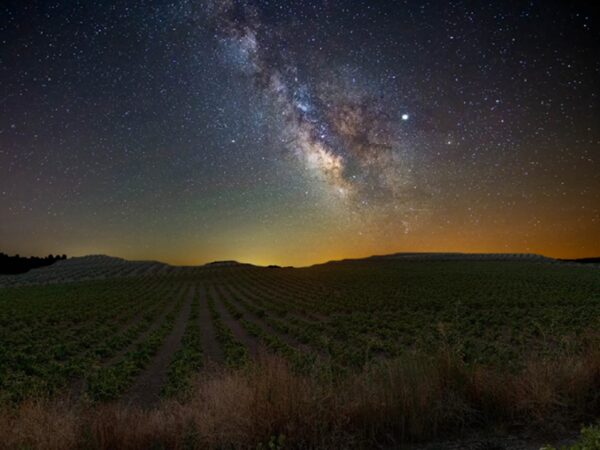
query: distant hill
204 260 249 267
560 257 600 264
0 255 261 287
0 254 173 287
2 251 594 288
372 252 554 261
315 252 557 266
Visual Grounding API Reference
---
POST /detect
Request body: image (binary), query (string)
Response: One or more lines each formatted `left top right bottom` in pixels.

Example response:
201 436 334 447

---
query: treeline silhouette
0 253 67 275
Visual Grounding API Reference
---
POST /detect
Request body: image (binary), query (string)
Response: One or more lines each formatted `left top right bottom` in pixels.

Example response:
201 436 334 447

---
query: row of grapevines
162 288 203 399
86 285 187 401
206 286 248 368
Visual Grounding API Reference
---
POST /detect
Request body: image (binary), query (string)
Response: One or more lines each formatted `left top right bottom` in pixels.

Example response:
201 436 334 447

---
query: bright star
401 113 409 121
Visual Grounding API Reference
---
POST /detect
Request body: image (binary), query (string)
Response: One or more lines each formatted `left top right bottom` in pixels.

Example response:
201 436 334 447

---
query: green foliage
0 278 178 403
256 434 286 450
0 259 599 406
163 290 203 398
226 261 600 369
86 291 186 401
207 289 248 368
541 425 600 450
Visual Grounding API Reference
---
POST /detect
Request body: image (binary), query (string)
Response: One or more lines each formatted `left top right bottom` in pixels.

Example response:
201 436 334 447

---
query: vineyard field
1 255 598 404
0 254 598 448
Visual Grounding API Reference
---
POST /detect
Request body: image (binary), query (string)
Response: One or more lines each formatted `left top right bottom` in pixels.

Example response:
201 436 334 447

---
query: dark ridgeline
571 257 600 264
560 257 600 264
0 253 67 275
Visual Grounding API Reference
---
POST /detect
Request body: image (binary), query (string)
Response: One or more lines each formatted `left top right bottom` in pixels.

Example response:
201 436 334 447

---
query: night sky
1 1 599 266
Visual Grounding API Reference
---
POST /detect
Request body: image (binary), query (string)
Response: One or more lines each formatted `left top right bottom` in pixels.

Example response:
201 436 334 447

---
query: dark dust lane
124 285 194 407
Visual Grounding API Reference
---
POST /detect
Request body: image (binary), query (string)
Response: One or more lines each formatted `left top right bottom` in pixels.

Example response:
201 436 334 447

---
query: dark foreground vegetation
0 257 598 448
0 350 598 449
0 252 66 275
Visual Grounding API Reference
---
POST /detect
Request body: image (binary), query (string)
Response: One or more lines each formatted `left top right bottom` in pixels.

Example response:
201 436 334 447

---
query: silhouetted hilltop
560 257 600 264
204 260 249 267
0 255 260 287
372 252 553 261
55 255 157 266
0 254 171 287
315 252 557 267
2 252 594 288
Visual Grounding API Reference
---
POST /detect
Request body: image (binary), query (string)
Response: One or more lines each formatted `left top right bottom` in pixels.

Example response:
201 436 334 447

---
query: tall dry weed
0 347 598 449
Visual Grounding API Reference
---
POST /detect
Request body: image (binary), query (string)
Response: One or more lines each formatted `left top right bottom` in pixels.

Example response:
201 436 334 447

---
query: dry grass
0 347 598 449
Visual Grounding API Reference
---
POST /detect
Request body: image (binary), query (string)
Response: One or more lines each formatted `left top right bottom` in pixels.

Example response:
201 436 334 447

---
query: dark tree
0 253 67 275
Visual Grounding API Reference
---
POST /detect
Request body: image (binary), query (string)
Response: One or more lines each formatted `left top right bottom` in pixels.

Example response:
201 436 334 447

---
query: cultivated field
0 255 598 448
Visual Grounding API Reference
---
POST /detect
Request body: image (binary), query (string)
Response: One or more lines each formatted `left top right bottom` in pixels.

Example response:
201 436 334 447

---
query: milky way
1 1 599 265
211 0 420 229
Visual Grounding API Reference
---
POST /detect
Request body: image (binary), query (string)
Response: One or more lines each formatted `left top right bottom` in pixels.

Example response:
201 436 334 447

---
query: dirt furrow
124 285 195 407
208 283 260 357
223 283 315 354
229 275 329 327
197 283 224 365
100 284 185 369
69 284 184 398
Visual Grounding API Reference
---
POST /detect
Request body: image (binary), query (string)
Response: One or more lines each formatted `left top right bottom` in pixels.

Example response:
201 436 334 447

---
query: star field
1 1 599 265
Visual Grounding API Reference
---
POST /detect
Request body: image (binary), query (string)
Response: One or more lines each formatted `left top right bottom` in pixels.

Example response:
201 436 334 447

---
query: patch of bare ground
208 283 260 357
196 283 224 366
124 285 194 407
